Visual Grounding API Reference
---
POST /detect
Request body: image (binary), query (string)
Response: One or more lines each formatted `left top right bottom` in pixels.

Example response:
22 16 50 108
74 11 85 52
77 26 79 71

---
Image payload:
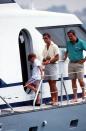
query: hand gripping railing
0 96 14 113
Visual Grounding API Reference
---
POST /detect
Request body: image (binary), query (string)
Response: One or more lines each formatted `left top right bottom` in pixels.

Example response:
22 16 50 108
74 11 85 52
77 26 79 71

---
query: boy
24 53 43 106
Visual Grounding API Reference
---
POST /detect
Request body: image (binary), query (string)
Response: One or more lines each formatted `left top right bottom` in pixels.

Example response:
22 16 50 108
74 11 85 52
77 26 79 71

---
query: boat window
37 26 66 48
29 126 38 131
37 25 86 48
70 119 78 128
65 26 86 42
0 0 15 4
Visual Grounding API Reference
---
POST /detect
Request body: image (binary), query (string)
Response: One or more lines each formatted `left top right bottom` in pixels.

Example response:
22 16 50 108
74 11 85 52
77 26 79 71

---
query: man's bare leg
49 80 58 105
72 79 77 102
78 79 85 100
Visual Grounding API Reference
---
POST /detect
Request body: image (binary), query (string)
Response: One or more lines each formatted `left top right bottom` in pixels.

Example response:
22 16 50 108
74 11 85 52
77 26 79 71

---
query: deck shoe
35 103 40 106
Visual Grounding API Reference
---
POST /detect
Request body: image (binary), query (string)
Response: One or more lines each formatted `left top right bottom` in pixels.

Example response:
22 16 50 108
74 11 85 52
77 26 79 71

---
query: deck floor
0 98 86 115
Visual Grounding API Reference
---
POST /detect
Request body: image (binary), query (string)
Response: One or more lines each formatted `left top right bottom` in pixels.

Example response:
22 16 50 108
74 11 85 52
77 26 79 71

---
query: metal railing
33 79 43 108
60 73 69 105
0 96 14 113
33 73 69 108
33 69 85 108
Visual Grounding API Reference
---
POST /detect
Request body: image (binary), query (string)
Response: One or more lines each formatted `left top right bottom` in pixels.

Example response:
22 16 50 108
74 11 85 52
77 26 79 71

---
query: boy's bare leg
35 81 41 104
24 83 37 93
24 81 41 105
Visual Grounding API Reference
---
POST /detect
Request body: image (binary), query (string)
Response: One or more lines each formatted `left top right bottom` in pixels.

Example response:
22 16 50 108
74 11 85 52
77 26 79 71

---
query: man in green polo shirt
64 30 86 102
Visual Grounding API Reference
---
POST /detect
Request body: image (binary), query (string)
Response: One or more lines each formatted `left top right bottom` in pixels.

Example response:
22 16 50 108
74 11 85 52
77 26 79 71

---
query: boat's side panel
0 16 46 105
0 104 86 131
0 17 22 83
0 17 45 84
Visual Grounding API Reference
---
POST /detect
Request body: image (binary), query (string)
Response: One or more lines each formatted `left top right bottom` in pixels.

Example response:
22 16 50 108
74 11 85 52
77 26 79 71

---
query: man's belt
70 57 86 63
70 60 81 63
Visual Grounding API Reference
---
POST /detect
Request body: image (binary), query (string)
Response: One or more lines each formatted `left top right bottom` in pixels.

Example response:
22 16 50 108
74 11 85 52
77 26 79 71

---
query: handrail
60 73 69 105
33 69 85 108
0 96 14 113
33 79 43 108
44 70 84 77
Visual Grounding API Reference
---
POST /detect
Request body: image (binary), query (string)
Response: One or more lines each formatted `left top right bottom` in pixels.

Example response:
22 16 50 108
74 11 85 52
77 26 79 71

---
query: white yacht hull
0 103 86 131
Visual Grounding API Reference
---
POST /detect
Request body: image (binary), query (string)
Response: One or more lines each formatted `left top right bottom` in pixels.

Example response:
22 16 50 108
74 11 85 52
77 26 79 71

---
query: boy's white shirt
32 58 42 80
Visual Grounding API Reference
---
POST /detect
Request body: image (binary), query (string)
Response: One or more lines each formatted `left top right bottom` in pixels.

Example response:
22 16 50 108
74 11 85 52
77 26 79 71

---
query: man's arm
42 54 59 65
49 54 59 64
78 57 86 64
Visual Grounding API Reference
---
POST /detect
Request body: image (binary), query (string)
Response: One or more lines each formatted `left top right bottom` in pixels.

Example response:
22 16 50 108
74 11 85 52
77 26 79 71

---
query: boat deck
0 98 86 116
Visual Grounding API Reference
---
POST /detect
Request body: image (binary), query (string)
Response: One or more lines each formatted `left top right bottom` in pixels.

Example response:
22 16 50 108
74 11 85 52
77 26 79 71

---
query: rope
43 70 84 77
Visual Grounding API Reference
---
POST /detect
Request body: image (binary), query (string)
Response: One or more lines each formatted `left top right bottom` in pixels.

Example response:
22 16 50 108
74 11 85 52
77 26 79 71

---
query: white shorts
44 64 58 80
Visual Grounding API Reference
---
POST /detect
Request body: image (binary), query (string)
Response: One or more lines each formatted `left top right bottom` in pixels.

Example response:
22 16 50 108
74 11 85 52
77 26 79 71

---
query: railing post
40 79 43 106
62 79 69 104
33 79 43 109
60 73 63 105
60 73 69 105
0 96 14 113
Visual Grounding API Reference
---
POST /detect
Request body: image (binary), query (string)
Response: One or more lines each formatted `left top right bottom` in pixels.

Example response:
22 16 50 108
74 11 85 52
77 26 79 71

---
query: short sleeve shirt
67 39 86 61
32 59 41 80
43 41 59 62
